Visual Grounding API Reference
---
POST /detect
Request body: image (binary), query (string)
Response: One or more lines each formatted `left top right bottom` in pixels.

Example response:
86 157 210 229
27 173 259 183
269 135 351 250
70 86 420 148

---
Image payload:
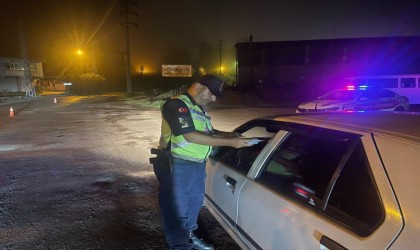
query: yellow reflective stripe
166 94 213 161
171 153 205 163
171 140 190 149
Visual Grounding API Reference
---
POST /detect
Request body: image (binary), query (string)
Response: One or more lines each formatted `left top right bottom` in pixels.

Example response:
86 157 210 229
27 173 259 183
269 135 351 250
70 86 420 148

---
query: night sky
1 0 419 77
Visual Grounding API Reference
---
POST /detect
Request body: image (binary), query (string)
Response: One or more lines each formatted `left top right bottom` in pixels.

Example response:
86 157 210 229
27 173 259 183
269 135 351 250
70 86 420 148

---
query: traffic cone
54 98 57 103
9 106 14 117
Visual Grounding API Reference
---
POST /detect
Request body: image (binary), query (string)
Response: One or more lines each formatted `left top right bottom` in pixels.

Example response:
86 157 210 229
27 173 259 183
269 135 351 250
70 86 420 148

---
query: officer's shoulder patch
178 117 192 128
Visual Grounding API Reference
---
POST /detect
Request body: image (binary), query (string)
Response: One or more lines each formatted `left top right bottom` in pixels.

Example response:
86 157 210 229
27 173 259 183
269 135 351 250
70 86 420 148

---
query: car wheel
394 106 405 111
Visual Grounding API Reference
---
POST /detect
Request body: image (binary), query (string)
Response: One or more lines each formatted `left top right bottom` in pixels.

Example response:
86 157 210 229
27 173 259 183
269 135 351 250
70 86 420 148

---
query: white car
205 112 420 250
296 88 409 113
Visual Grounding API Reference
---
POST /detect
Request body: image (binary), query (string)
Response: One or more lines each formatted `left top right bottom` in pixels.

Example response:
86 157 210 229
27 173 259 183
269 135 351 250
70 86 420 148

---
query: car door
205 153 249 235
355 89 396 111
205 120 278 239
235 124 402 250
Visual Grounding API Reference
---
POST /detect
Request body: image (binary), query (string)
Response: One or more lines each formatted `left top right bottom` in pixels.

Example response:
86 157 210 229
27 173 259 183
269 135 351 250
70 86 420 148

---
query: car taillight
293 182 315 199
295 188 309 198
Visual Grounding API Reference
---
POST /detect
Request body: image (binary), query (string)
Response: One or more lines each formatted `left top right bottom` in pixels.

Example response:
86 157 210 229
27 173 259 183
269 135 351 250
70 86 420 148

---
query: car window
375 89 395 98
211 120 277 175
255 124 384 236
401 78 416 88
368 78 398 88
326 143 385 236
353 78 367 85
319 90 357 101
256 126 352 207
358 91 375 101
359 89 395 100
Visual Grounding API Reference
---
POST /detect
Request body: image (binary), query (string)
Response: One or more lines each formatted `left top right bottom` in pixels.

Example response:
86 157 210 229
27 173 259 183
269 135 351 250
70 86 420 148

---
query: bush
67 73 106 95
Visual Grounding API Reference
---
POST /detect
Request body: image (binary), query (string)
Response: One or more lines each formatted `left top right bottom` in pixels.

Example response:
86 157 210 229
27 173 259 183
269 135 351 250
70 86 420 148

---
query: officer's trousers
157 157 206 250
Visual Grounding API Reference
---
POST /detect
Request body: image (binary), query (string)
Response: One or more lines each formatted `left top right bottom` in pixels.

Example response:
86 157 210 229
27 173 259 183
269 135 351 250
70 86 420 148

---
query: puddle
0 144 33 152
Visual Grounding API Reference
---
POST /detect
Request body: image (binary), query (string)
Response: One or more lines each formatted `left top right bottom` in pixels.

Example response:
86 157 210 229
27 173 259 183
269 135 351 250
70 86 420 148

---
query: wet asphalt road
1 95 168 249
0 95 288 250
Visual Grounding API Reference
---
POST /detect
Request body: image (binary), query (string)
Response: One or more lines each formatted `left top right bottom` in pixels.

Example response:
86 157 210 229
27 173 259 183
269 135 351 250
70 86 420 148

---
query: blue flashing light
346 85 369 91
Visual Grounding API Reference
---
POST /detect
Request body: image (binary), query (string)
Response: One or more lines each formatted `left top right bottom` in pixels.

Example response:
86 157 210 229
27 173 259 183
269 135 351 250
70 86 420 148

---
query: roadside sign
64 82 72 94
162 65 192 77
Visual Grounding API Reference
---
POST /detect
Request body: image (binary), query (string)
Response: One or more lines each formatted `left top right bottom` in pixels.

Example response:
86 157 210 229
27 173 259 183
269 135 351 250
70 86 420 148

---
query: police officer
157 74 252 250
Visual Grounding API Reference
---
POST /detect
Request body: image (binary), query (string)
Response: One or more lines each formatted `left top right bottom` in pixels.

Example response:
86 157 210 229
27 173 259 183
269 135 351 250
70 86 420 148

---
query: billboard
162 65 192 77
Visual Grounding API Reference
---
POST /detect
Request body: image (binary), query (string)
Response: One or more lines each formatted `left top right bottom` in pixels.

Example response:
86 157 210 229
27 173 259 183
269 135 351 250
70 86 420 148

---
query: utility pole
249 35 253 86
218 40 223 77
19 22 35 97
119 0 138 93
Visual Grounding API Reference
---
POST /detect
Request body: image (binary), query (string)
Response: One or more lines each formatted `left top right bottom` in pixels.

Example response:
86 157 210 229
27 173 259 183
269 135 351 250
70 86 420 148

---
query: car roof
330 88 396 94
262 112 420 143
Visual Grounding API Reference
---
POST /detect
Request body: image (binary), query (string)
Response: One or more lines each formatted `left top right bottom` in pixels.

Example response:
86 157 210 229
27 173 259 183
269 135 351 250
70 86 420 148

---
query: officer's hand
229 137 253 148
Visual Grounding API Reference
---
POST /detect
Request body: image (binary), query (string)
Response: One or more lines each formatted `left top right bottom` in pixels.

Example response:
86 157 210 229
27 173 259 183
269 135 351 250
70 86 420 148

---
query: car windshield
318 90 359 101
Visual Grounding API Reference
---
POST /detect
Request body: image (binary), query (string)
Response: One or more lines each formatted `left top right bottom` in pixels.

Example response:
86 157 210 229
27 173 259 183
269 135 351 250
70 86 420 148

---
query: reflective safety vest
162 94 214 163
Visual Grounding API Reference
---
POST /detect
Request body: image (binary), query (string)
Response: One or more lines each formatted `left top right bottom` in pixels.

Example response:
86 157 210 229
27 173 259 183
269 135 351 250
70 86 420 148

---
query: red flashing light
346 85 369 91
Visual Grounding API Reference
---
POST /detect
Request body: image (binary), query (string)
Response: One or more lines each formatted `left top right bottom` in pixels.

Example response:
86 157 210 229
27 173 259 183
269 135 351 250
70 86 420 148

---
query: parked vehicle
296 87 409 113
204 112 420 250
345 74 420 104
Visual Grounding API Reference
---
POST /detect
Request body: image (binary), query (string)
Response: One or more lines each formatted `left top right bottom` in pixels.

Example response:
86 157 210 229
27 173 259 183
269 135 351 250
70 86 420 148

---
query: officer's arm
213 129 240 138
183 131 251 149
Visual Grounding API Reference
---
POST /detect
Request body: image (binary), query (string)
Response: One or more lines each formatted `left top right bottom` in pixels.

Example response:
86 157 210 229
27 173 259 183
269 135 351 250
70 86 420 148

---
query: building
235 36 420 98
0 57 44 93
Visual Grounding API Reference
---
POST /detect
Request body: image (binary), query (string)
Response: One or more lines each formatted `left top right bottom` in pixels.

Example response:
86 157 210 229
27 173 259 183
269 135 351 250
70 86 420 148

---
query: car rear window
256 124 384 236
326 143 384 236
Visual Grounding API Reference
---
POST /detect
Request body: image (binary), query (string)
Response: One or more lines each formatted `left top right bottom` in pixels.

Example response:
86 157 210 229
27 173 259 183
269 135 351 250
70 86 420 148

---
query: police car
204 112 420 250
296 86 409 113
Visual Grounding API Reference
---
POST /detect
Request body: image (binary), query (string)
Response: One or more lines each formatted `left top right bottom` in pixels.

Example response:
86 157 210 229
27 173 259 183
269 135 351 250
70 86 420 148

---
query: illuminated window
30 64 38 72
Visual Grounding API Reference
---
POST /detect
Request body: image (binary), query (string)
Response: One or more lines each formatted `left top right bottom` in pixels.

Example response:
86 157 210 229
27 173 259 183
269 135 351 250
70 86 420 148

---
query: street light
76 49 84 56
74 49 86 74
73 49 98 74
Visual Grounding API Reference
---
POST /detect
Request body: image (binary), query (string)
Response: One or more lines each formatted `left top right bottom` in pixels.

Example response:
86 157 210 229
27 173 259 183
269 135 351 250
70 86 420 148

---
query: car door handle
224 176 237 192
320 235 347 250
